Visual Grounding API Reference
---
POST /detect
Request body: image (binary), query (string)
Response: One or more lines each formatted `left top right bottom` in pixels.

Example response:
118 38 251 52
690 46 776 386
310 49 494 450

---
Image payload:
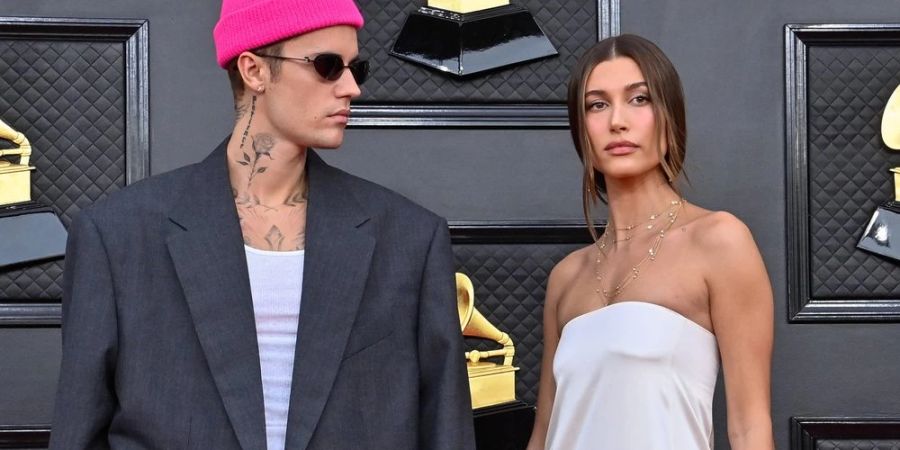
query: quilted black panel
357 0 597 103
817 440 900 450
807 45 900 298
454 243 582 405
0 39 126 301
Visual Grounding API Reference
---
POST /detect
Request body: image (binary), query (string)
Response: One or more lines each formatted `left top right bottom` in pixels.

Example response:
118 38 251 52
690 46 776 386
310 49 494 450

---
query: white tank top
245 245 304 450
546 301 719 450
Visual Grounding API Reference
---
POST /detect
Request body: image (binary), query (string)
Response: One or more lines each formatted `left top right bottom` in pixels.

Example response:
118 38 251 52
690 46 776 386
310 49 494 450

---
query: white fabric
245 245 305 450
546 301 719 450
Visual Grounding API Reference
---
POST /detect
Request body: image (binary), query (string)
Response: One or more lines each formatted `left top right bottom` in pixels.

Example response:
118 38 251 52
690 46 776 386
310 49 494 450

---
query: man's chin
314 140 343 150
307 134 344 150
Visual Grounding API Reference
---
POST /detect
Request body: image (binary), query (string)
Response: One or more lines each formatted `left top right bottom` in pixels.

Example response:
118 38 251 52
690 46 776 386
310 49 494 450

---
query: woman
526 34 774 450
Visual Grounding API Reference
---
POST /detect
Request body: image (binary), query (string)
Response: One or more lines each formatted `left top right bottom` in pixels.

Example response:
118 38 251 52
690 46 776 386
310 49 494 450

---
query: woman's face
584 56 664 182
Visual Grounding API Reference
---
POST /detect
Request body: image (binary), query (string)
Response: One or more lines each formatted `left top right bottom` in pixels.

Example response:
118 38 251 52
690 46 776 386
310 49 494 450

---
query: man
49 0 475 448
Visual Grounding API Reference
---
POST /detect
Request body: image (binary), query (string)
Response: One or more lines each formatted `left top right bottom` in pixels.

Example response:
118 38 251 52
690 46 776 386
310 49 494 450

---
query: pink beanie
213 0 364 68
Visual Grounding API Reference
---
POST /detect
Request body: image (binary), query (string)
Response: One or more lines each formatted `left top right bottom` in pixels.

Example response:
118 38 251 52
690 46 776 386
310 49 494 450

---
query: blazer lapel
165 139 267 450
283 151 374 450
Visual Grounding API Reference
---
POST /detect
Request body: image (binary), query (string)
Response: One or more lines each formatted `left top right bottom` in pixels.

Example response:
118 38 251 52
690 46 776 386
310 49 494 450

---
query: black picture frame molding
791 417 900 450
785 23 900 323
0 16 150 327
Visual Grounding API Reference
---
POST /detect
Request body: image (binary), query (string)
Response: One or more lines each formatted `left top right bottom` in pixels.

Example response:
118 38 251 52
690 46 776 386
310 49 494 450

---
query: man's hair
226 40 285 103
566 33 687 242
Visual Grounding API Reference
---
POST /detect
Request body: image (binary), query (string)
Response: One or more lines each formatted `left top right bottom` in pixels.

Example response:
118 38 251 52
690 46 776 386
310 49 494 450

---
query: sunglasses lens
313 54 345 81
311 54 368 85
349 60 369 85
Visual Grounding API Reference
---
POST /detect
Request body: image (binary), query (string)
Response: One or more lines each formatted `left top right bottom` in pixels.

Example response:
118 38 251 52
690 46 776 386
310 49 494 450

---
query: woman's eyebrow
585 81 648 97
626 81 648 90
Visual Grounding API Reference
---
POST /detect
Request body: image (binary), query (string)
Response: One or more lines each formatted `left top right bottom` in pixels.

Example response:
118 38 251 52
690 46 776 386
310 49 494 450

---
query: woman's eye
632 94 651 105
587 101 608 111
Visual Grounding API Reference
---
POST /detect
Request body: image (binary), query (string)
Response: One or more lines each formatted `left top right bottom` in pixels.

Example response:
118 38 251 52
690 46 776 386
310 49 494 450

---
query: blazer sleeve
417 218 476 450
49 212 118 450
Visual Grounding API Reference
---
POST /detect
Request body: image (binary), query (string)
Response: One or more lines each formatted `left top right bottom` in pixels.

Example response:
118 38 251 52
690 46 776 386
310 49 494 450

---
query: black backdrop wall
1 1 900 449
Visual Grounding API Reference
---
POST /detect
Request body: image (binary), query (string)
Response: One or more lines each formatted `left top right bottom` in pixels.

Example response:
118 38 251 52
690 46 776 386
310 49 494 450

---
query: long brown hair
567 34 687 242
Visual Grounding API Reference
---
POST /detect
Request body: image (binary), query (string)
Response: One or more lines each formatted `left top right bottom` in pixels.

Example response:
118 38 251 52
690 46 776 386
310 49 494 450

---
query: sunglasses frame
253 52 369 85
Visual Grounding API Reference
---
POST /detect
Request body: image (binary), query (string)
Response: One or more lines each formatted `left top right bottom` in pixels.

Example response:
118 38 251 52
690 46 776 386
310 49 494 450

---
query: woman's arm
526 258 573 450
702 212 775 450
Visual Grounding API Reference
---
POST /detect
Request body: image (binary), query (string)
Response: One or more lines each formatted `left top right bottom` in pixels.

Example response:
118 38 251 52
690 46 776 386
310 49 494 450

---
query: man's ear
236 51 268 93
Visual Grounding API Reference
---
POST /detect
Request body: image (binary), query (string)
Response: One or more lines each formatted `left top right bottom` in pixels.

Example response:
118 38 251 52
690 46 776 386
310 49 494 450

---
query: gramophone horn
456 273 511 345
456 272 475 331
884 83 900 150
463 303 511 345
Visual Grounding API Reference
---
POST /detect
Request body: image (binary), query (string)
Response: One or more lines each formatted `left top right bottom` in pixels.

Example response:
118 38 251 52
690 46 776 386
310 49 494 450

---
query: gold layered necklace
594 199 684 301
598 200 683 248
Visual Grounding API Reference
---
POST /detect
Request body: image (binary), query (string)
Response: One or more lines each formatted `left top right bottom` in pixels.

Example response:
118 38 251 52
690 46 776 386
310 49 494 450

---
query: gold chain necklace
613 201 681 231
599 200 683 247
594 199 684 301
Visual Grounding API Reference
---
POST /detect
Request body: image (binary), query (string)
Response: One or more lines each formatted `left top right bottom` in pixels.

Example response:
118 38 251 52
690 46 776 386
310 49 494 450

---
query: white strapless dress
546 301 719 450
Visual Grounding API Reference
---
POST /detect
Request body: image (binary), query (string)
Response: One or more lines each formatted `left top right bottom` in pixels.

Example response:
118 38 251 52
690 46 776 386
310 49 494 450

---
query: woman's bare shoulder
546 244 594 304
683 208 759 267
553 244 593 276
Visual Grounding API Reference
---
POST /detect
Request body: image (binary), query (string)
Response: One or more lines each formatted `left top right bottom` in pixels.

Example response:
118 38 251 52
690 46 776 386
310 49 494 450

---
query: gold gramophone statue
0 117 67 269
456 272 518 409
0 118 34 205
857 83 900 261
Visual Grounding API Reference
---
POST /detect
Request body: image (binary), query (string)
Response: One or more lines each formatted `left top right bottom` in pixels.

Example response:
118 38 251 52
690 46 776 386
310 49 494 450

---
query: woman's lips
605 141 639 155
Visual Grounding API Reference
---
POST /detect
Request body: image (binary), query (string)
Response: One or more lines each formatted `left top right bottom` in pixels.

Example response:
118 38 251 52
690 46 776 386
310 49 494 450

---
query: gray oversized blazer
49 139 475 450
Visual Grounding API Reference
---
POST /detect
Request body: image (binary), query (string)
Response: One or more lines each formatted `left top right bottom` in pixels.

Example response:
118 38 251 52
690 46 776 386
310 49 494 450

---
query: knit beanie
213 0 364 68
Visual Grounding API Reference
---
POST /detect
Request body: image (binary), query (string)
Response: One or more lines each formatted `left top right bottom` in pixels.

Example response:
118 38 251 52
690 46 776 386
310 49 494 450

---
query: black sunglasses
255 52 369 85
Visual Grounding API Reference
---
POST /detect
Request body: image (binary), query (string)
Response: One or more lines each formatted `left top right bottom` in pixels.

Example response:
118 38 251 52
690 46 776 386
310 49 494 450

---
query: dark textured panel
357 0 596 103
817 441 900 450
807 45 900 299
0 39 126 301
454 243 583 405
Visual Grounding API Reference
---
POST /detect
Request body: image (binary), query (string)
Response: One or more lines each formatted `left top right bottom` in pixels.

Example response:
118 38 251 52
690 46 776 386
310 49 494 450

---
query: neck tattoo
239 95 256 150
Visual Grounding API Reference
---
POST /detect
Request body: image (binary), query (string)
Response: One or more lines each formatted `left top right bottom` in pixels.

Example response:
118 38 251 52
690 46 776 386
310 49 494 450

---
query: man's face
261 25 361 149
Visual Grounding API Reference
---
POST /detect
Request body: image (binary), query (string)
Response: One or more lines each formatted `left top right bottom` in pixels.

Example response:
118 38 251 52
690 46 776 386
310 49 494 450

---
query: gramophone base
468 363 518 409
390 4 558 77
473 400 535 450
0 167 33 205
0 201 67 269
858 200 900 262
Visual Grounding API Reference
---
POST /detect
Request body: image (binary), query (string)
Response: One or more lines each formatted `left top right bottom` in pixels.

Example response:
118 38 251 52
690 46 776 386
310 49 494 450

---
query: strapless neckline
548 299 719 450
563 300 716 339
